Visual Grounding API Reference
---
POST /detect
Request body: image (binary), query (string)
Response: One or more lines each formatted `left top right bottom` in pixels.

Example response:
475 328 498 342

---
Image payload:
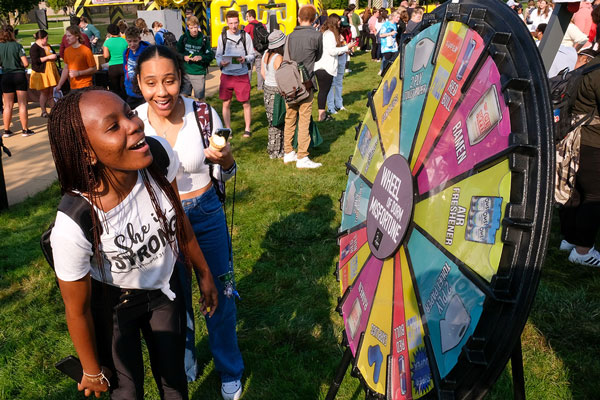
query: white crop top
137 97 225 194
50 136 181 299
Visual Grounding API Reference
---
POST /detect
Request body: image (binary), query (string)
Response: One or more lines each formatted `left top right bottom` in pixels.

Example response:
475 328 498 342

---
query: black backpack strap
57 194 97 245
146 136 170 176
241 31 248 57
40 193 97 273
221 30 227 55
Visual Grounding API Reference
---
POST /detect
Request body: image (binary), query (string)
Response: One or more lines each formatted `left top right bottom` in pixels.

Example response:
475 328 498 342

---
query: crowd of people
3 1 600 399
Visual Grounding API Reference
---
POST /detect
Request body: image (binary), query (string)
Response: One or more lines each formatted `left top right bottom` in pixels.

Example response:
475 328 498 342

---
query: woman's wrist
222 160 236 175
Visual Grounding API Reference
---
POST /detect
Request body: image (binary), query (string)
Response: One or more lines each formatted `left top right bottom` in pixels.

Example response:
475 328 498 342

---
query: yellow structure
210 0 323 48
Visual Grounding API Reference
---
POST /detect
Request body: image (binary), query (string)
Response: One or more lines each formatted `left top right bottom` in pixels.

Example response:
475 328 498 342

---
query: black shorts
1 72 28 93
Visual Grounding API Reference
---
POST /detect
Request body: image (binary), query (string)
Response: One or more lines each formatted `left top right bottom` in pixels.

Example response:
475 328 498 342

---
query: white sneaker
328 109 338 115
283 151 297 164
338 106 347 111
221 380 242 400
296 156 322 169
568 247 600 267
559 239 576 252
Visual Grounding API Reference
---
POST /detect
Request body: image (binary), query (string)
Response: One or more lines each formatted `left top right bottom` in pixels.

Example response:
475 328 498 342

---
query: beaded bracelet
83 369 110 387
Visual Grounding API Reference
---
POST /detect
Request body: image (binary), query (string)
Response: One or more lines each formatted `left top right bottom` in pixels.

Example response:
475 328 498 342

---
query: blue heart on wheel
367 344 383 383
382 77 397 107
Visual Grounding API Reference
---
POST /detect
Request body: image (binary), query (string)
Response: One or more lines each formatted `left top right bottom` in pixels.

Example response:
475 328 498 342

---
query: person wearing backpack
152 21 167 45
282 5 323 168
216 10 255 138
46 87 218 399
558 50 600 267
123 26 150 109
177 16 214 100
244 9 269 92
135 45 244 400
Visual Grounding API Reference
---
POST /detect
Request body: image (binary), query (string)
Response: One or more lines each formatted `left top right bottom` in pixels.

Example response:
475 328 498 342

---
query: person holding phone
48 87 218 399
134 45 244 400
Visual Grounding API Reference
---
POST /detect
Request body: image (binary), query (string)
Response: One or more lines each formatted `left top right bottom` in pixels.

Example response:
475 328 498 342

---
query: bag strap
283 36 291 62
57 194 98 245
192 101 226 204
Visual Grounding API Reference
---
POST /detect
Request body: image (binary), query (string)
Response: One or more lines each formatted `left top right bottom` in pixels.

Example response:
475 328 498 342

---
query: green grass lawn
0 52 599 399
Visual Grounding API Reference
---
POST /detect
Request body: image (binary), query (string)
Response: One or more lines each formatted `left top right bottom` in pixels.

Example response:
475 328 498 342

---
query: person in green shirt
79 17 101 53
0 26 33 137
177 16 214 100
103 23 128 99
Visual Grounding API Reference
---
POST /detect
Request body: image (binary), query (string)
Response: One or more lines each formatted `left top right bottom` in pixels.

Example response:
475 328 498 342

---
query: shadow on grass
191 194 341 399
524 209 600 400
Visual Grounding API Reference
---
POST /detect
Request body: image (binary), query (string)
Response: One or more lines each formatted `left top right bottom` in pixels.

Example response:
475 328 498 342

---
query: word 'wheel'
336 1 554 399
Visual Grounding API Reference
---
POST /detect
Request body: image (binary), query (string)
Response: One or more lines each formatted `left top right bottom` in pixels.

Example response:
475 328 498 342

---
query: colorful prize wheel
336 1 554 398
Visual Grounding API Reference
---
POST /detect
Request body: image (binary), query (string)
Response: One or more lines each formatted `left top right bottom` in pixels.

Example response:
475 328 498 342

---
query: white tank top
263 52 280 87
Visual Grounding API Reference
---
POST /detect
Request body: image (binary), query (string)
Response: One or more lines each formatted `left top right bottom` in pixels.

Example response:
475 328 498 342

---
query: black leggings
559 144 600 247
315 69 333 110
108 64 126 100
370 34 379 60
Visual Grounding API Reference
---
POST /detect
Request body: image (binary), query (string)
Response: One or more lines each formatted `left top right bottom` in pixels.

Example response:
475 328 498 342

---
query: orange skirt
29 61 59 90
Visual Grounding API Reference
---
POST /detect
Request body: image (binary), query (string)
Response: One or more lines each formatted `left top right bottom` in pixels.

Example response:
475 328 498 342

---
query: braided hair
48 87 193 276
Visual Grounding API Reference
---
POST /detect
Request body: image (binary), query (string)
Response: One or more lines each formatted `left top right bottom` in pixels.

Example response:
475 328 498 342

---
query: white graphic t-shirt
50 137 181 299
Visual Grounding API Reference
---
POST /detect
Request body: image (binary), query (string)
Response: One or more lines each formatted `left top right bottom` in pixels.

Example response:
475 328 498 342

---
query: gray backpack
275 37 310 105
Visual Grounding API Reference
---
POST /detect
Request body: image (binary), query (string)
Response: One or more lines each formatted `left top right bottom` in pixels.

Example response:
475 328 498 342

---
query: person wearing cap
575 45 599 69
260 30 286 159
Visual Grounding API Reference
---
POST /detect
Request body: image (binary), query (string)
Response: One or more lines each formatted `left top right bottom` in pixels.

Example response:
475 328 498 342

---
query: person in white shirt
528 0 553 33
314 14 356 122
561 21 589 50
47 88 218 399
261 30 286 159
134 45 244 400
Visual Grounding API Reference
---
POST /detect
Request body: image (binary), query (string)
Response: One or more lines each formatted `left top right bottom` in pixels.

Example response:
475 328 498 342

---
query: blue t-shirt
380 21 399 54
123 41 150 98
155 29 166 46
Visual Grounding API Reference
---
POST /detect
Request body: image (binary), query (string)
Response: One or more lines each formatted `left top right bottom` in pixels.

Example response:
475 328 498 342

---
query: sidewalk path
1 67 222 207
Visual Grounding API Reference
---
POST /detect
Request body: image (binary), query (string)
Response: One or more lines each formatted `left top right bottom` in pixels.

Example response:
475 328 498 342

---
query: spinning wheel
336 1 554 398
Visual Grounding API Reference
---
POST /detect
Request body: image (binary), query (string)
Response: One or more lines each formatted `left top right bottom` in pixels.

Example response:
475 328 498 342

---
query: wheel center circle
366 154 414 259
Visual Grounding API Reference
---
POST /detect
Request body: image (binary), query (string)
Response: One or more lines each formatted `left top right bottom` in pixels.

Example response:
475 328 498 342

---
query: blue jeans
178 186 244 383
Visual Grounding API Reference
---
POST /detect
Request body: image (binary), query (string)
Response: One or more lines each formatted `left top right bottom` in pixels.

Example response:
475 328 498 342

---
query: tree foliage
0 0 39 26
46 0 76 14
322 0 351 10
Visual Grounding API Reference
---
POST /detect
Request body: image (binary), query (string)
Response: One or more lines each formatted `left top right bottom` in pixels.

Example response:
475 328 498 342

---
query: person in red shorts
215 10 255 138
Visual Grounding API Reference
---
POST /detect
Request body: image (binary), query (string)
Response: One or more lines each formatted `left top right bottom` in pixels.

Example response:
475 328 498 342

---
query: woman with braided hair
47 87 218 399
